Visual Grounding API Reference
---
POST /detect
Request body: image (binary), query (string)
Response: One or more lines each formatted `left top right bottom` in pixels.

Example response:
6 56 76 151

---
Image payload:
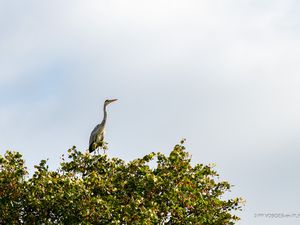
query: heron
89 99 117 153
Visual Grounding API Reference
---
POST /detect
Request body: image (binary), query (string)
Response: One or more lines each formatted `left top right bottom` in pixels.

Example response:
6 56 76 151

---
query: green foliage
0 151 27 224
0 142 243 224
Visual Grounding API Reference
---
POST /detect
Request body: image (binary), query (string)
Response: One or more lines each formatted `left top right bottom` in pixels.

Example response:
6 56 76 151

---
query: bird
89 99 117 153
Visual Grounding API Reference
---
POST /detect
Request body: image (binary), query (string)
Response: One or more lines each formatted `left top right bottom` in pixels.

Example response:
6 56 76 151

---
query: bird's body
89 124 105 151
89 99 117 153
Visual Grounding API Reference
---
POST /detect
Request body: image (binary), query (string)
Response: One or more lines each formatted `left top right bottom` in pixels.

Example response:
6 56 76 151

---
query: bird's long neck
101 104 107 125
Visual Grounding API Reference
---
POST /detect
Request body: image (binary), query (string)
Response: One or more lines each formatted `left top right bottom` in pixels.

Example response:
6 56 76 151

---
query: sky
1 0 300 224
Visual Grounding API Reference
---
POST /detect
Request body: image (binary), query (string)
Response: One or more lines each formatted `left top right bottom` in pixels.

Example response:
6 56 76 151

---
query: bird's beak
110 99 118 103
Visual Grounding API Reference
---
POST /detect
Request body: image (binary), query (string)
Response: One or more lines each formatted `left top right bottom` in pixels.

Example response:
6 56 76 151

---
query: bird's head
104 99 118 106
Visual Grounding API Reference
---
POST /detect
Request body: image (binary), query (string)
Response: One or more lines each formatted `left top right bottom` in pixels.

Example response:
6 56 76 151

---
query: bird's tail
88 144 94 153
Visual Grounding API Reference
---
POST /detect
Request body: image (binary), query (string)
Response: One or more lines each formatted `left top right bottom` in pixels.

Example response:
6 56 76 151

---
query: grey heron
89 99 117 153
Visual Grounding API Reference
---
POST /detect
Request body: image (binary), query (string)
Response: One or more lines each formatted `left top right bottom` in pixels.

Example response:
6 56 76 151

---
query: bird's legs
103 141 108 155
91 142 108 155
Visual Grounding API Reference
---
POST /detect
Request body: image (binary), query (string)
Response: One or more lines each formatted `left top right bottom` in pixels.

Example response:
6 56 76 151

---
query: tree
0 141 243 224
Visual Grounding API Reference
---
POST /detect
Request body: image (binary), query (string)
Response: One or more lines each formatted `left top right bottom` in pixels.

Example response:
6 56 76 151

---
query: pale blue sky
1 1 300 224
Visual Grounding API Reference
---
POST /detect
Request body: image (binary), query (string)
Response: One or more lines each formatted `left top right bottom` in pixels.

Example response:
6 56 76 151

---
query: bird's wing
89 124 105 146
89 124 99 146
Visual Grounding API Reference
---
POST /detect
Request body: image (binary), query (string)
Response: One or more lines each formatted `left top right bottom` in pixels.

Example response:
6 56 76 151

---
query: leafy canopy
0 141 243 224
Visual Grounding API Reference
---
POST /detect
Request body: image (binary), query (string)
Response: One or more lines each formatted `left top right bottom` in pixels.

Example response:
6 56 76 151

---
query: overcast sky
1 1 300 224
